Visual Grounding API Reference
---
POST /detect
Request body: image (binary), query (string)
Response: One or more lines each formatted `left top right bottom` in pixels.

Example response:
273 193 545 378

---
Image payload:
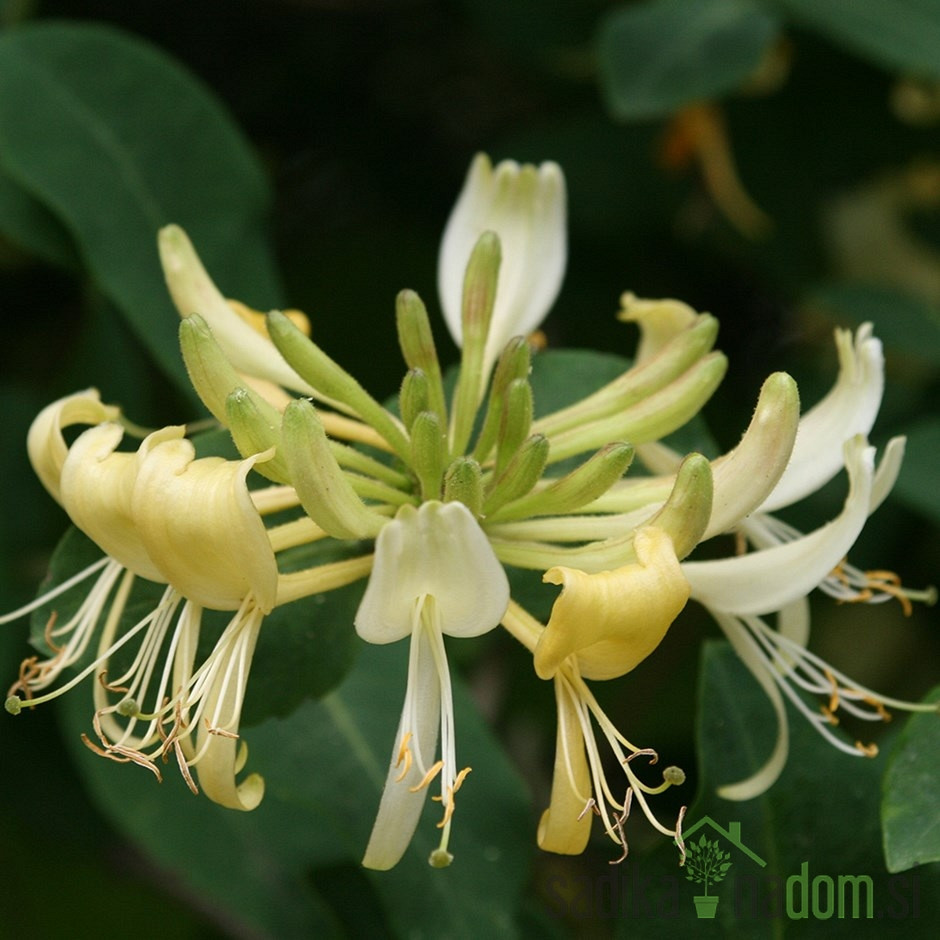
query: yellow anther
824 667 841 715
855 741 879 758
227 299 311 338
409 759 443 793
394 732 414 783
452 766 472 793
435 786 457 829
820 706 840 726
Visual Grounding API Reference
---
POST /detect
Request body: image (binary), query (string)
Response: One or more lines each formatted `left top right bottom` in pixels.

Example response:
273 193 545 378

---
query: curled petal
59 423 166 582
617 293 700 364
712 610 791 800
26 389 120 504
703 371 800 538
683 436 875 616
761 325 883 512
159 225 314 397
132 429 278 612
438 154 566 373
355 501 509 643
537 677 593 854
535 527 691 681
193 605 266 811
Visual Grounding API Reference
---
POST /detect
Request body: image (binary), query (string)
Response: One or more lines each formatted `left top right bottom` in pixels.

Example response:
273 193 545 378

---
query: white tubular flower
355 501 510 869
760 323 884 513
438 153 567 377
684 437 937 799
683 436 875 615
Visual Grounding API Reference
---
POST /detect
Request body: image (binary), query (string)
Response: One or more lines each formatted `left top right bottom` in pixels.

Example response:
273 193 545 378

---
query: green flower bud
644 452 713 560
450 232 502 456
472 336 531 463
225 389 290 484
396 290 447 425
399 369 430 432
410 411 447 501
443 456 484 517
484 434 550 515
282 399 388 539
495 378 534 476
268 311 411 462
490 441 634 522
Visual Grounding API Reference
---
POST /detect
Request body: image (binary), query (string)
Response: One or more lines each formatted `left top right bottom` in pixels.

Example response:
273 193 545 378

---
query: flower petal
59 423 165 581
192 604 266 811
26 389 120 505
683 436 875 616
362 626 442 870
537 677 593 854
132 429 278 612
438 154 566 373
355 501 509 643
535 527 690 681
159 225 315 397
761 325 883 512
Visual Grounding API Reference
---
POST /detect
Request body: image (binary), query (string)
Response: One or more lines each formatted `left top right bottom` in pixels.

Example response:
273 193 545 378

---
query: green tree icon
685 834 732 918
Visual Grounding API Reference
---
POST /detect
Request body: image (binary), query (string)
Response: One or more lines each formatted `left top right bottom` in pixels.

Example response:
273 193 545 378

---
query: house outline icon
682 816 767 868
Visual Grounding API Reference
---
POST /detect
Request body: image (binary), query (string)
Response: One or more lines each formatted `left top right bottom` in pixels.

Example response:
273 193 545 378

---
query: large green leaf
597 0 781 120
774 0 940 79
0 22 281 397
57 638 531 938
883 685 940 873
0 167 75 267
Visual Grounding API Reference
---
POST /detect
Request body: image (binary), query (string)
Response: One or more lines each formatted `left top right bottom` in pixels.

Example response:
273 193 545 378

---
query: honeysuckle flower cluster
3 154 935 872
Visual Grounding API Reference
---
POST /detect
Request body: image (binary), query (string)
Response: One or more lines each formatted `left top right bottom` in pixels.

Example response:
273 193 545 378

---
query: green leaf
883 685 940 872
773 0 940 79
0 168 75 267
597 0 781 120
0 22 282 397
57 639 531 938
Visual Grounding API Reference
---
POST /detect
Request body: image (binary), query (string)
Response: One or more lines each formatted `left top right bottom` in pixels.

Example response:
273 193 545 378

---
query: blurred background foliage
0 1 939 937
